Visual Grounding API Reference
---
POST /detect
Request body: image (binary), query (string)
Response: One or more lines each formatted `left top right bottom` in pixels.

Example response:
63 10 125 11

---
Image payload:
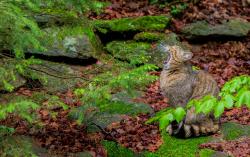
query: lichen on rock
28 23 102 60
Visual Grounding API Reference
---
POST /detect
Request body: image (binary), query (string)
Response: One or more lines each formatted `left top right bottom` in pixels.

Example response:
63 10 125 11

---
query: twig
28 66 91 81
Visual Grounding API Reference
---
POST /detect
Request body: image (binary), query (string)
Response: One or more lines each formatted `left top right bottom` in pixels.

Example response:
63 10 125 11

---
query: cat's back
160 69 195 107
191 70 219 99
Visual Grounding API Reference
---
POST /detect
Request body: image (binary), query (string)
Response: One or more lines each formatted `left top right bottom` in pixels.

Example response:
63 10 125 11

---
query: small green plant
170 3 188 16
71 64 158 126
147 75 250 131
0 100 40 156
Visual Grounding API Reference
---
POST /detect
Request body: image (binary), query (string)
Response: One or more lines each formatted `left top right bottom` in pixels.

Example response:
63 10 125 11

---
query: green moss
93 15 171 33
221 122 250 140
32 8 79 28
134 32 166 42
38 20 102 57
144 132 211 157
44 25 97 47
102 140 137 157
105 41 152 65
199 149 215 157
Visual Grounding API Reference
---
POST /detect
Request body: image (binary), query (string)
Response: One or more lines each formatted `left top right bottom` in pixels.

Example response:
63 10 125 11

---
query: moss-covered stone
106 41 172 67
24 60 84 93
221 122 250 140
28 23 102 59
181 18 250 39
107 92 153 115
93 15 171 33
105 40 152 65
86 112 123 132
134 32 166 42
33 9 79 27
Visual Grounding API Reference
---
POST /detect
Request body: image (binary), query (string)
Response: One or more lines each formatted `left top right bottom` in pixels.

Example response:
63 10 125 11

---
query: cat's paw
183 120 220 138
166 124 173 135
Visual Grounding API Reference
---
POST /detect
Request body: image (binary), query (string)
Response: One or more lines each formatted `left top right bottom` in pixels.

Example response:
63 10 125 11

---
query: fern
0 0 44 58
72 63 159 124
0 100 39 123
147 75 250 131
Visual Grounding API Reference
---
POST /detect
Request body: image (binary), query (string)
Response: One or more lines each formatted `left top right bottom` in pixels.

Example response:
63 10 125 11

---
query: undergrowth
0 0 108 156
147 75 250 131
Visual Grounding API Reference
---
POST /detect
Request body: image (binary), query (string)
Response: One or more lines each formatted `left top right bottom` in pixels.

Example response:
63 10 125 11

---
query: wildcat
160 44 220 138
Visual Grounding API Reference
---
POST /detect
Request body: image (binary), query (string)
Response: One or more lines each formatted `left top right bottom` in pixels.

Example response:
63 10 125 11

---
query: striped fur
160 45 220 138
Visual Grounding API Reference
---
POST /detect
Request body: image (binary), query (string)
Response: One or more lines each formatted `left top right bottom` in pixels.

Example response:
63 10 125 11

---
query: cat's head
159 44 193 69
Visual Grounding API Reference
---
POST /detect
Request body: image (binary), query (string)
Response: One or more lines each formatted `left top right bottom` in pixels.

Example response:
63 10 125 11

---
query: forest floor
1 0 250 157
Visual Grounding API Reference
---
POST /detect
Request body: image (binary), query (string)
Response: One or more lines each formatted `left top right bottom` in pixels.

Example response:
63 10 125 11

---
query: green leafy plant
0 100 40 156
147 75 250 131
170 3 188 16
71 64 159 125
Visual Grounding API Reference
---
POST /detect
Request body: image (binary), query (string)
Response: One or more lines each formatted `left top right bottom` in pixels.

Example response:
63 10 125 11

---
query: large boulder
181 18 250 39
28 24 102 60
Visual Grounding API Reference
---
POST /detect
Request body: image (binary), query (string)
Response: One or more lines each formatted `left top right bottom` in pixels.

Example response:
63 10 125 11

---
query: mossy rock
134 32 166 42
1 136 92 157
93 15 171 33
28 24 102 60
68 104 124 133
105 40 152 65
0 59 26 92
86 112 123 133
105 40 174 67
23 60 84 93
32 9 80 28
108 92 153 115
0 136 43 156
181 18 250 39
221 122 250 140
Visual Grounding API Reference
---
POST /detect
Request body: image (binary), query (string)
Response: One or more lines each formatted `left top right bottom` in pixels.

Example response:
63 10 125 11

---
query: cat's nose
184 53 193 60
